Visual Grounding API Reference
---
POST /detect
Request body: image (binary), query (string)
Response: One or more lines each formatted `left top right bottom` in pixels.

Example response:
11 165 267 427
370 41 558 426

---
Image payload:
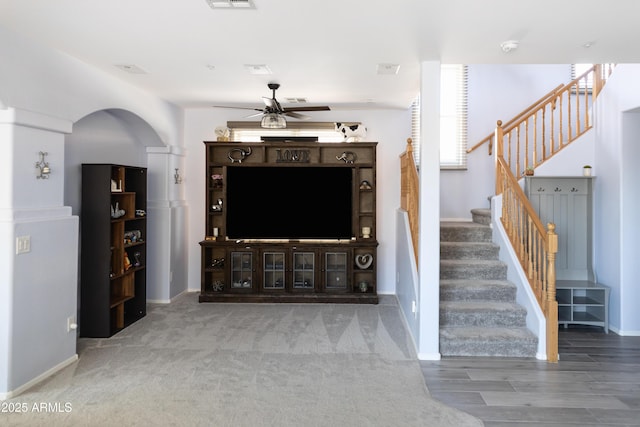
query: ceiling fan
213 83 330 128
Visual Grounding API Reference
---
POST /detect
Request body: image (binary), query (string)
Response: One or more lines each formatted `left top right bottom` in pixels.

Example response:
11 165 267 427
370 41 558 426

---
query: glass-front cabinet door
263 252 285 290
325 251 348 290
293 252 315 289
230 251 253 290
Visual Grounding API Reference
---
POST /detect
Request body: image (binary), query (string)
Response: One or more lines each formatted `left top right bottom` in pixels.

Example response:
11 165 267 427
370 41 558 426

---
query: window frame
411 64 468 170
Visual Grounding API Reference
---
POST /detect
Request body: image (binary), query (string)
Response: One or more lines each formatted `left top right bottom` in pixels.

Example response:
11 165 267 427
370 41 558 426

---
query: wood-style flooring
421 326 640 426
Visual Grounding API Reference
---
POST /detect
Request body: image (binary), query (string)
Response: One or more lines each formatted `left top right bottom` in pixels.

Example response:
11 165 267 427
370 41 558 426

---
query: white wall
441 64 572 220
183 108 410 295
396 210 419 341
620 111 640 334
593 64 640 334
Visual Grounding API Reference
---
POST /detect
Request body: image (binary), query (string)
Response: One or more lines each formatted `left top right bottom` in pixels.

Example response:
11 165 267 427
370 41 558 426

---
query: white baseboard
609 326 640 336
0 354 78 401
417 352 442 361
147 289 191 304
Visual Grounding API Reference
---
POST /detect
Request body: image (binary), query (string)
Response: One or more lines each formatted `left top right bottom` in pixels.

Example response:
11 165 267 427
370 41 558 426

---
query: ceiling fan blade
244 112 265 118
283 106 331 112
212 105 264 112
262 97 277 109
284 111 310 120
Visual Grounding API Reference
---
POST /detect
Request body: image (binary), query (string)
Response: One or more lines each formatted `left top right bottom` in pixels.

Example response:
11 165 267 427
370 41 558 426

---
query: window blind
410 64 468 170
410 96 421 167
440 64 468 169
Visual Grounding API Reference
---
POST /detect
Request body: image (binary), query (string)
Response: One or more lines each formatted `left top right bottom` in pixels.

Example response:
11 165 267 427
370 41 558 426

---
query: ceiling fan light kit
261 113 287 129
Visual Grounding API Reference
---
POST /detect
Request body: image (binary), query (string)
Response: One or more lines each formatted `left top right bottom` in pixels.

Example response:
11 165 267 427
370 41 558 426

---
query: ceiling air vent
206 0 255 9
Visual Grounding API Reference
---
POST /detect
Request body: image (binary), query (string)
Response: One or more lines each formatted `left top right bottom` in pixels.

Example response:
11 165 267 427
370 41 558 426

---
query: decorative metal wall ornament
228 147 252 163
355 253 373 269
336 151 357 164
35 151 51 179
174 168 183 184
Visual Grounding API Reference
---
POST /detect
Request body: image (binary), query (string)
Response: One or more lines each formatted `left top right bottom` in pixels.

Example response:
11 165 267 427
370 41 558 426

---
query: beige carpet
4 293 482 426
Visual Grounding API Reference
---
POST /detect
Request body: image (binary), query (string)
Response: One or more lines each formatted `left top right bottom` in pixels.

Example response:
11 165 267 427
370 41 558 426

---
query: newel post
593 64 603 97
546 223 559 362
494 120 504 196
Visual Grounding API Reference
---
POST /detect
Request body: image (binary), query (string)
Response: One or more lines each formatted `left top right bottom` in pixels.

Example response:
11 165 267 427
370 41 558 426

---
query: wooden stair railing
495 125 559 362
467 83 564 156
400 138 419 264
471 64 615 178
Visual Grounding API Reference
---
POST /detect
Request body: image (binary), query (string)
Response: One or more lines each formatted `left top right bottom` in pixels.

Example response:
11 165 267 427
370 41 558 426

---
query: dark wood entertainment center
199 141 378 303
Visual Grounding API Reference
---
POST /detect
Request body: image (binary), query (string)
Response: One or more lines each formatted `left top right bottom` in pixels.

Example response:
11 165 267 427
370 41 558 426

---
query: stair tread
441 259 505 265
441 221 490 229
440 279 515 287
441 241 498 247
441 301 526 311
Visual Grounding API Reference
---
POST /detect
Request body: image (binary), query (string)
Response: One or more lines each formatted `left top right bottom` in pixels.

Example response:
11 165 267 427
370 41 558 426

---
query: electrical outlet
16 236 31 254
67 315 77 333
411 300 417 316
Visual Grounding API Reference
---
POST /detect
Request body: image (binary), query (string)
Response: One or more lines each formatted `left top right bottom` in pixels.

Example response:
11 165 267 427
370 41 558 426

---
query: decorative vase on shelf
583 165 592 176
359 281 368 293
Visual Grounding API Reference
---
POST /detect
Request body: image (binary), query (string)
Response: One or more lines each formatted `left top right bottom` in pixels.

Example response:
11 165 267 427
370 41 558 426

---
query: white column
146 146 188 302
417 62 442 360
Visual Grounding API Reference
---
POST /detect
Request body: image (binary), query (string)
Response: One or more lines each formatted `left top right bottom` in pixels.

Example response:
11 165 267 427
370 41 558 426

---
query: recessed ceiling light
205 0 255 9
244 64 272 75
115 64 147 74
583 41 596 48
205 64 216 71
377 63 400 75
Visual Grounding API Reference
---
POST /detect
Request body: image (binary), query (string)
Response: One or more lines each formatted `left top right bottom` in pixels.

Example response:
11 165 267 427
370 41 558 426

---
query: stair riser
440 244 499 260
440 263 507 280
471 212 491 225
439 340 537 357
440 310 527 327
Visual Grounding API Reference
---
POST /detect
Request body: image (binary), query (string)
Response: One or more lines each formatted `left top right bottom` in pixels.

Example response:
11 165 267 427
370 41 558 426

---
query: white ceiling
1 0 639 111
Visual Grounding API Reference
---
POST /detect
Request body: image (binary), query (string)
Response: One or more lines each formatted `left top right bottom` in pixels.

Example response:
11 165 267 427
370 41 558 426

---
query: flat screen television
226 166 353 240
